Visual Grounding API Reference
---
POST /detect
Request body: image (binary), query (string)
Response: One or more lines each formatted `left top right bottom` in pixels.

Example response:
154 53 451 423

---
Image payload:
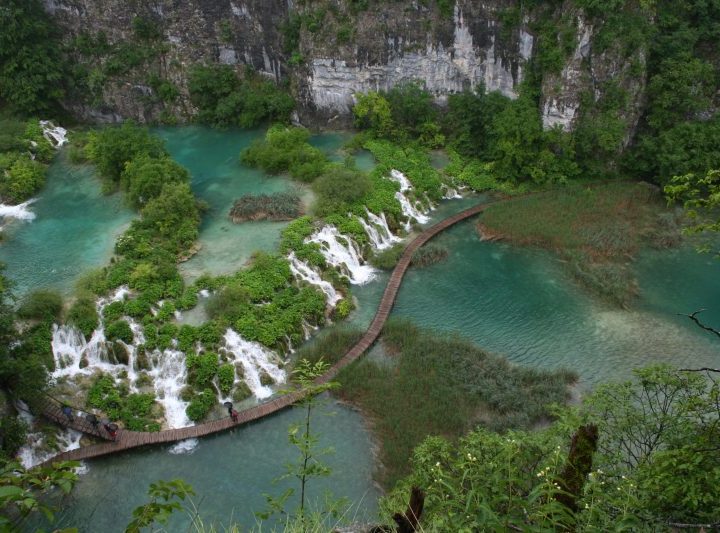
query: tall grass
479 182 680 306
228 192 301 223
294 325 364 368
411 243 448 268
336 319 577 487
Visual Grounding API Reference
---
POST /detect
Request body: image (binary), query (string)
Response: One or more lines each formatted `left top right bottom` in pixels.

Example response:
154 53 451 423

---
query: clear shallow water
348 199 720 385
155 126 305 281
4 127 719 529
39 401 379 532
0 154 134 297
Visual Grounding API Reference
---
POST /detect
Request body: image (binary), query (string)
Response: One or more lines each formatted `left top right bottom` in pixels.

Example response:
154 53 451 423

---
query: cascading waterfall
287 252 341 307
357 209 401 251
442 184 463 199
15 401 83 469
0 199 37 222
40 120 69 148
222 329 286 400
388 169 431 229
147 349 191 428
306 225 376 284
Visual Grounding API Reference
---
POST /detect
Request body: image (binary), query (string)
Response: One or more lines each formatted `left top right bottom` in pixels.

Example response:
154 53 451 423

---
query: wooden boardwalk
37 203 487 468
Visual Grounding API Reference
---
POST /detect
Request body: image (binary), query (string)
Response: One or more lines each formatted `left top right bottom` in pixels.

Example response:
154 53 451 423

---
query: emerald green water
0 154 134 297
155 126 304 281
4 126 719 530
41 401 379 532
349 198 720 385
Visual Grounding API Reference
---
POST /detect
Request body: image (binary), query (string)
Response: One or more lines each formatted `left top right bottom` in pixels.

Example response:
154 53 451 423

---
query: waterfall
287 252 341 306
387 169 431 229
358 209 400 251
15 402 83 468
306 225 376 285
222 329 286 400
147 349 191 428
442 184 463 199
0 199 37 222
40 120 68 148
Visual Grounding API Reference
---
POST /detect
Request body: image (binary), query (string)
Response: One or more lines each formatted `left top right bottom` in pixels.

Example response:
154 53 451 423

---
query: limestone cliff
44 0 645 138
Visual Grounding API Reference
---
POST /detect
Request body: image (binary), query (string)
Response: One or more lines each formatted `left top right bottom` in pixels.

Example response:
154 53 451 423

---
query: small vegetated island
1 0 720 531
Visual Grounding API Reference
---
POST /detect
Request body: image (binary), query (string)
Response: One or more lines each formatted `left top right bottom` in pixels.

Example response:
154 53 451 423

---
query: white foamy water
288 252 341 307
147 348 191 428
223 329 286 400
358 209 401 251
0 199 36 221
387 169 431 229
169 438 199 454
306 225 376 285
442 184 463 199
18 420 82 469
40 120 68 148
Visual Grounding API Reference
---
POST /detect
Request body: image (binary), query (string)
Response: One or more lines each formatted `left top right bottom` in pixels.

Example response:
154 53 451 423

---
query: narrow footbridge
37 203 487 468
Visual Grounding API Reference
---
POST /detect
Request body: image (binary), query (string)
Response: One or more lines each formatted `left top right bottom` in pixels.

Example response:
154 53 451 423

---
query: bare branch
679 367 720 373
679 309 720 339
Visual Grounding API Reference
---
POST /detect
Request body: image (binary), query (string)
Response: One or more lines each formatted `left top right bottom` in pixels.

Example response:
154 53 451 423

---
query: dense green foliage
411 243 448 268
188 65 295 128
16 289 63 322
120 154 190 208
665 168 720 255
385 365 720 530
67 294 100 337
0 459 79 530
87 374 160 431
0 119 55 204
0 0 65 114
338 320 577 485
241 125 327 182
0 269 50 409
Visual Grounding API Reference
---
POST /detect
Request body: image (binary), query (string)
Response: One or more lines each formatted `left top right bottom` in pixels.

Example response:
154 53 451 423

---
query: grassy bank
479 181 681 307
297 320 577 487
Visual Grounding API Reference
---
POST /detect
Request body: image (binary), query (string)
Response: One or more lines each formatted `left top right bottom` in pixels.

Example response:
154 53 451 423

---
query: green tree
85 122 167 183
120 154 190 208
664 168 720 254
0 459 79 531
352 92 394 138
259 359 340 525
0 157 46 204
0 0 65 114
139 182 200 253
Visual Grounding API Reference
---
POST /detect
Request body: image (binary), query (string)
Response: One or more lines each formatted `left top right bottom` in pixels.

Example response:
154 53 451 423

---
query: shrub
187 352 219 389
186 388 216 422
411 243 448 268
17 289 63 321
240 125 327 182
0 157 46 203
229 192 301 223
312 167 372 217
370 243 404 270
105 320 133 344
67 294 99 337
218 364 235 395
102 301 125 323
120 154 190 208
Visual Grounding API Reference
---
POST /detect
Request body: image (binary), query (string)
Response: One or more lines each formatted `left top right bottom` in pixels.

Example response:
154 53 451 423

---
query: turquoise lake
5 126 718 531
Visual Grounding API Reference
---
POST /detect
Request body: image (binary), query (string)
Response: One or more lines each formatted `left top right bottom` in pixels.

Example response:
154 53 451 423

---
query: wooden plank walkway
37 203 487 468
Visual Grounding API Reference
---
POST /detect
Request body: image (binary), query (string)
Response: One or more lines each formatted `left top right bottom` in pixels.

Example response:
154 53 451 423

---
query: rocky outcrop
43 0 644 139
297 2 534 123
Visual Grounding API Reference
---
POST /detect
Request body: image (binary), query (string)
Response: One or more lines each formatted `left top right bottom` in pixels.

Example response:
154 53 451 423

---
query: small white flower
436 461 441 467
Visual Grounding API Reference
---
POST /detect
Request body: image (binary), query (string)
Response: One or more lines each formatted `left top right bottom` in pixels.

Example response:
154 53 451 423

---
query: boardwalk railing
24 394 115 440
36 203 487 468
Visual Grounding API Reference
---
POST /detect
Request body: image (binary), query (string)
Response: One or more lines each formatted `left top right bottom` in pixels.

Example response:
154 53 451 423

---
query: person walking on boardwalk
61 404 74 423
231 409 239 423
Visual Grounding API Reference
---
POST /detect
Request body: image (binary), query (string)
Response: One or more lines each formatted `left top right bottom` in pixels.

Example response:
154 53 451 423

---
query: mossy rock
259 371 275 387
180 386 195 402
135 347 151 371
134 371 153 389
232 382 252 402
106 341 130 366
234 363 245 379
79 356 89 369
150 402 164 420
